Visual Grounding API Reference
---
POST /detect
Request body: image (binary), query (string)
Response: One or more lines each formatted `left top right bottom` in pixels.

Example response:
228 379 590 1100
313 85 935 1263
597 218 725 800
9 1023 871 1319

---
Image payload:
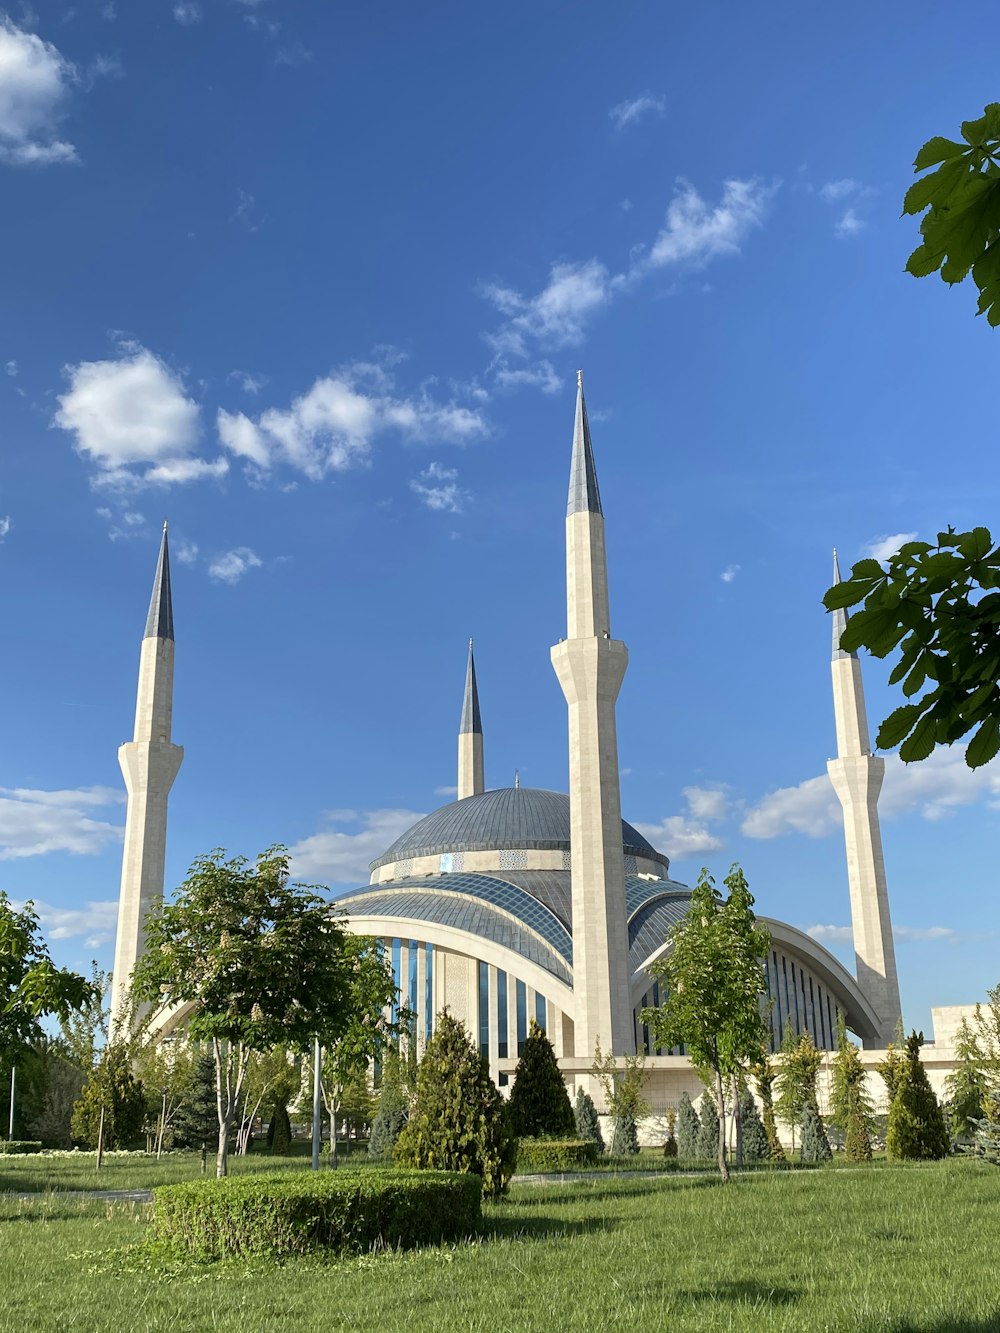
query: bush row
152 1168 482 1259
515 1138 599 1172
0 1141 42 1155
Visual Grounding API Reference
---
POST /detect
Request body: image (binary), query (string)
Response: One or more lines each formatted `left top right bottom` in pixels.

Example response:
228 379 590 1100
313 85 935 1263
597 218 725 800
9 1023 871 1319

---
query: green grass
1 1159 998 1331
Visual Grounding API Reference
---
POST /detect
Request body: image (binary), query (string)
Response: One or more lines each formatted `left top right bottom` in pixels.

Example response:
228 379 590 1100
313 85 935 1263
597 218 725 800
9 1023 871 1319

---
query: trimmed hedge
152 1168 482 1259
515 1138 599 1173
0 1141 42 1155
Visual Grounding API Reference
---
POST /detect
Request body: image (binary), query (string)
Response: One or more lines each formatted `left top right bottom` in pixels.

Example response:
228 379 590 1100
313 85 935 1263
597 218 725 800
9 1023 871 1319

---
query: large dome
369 786 667 873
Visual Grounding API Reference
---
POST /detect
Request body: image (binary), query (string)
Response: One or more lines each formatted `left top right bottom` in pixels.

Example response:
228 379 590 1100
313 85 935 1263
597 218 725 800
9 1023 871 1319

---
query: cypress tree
267 1099 292 1155
945 1019 987 1141
172 1053 217 1149
662 1107 678 1158
886 1031 950 1161
799 1100 832 1163
676 1091 701 1161
752 1058 786 1162
830 1015 875 1155
394 1011 516 1199
845 1091 873 1163
609 1105 639 1156
971 1085 1000 1166
369 1049 409 1158
739 1088 769 1162
508 1020 574 1138
573 1087 604 1154
697 1091 719 1161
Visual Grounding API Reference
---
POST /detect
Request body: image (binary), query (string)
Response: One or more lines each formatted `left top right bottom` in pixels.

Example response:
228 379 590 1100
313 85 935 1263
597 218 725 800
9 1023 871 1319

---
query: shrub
515 1138 599 1172
970 1085 1000 1166
676 1092 700 1161
739 1089 769 1163
845 1093 873 1163
152 1168 481 1258
887 1032 950 1161
696 1092 719 1161
609 1107 639 1156
172 1054 218 1150
800 1102 832 1163
507 1020 574 1139
573 1087 604 1154
71 1043 146 1149
394 1011 516 1200
663 1109 678 1158
369 1047 410 1159
0 1141 42 1154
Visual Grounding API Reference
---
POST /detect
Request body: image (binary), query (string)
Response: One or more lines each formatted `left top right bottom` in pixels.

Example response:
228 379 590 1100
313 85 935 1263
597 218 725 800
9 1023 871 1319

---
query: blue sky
1 0 997 1033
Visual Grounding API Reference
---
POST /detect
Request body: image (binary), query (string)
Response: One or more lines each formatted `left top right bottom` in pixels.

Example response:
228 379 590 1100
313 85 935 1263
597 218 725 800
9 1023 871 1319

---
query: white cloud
18 898 119 948
54 344 228 490
434 785 458 797
0 17 77 166
0 516 10 541
289 808 425 886
633 785 728 861
219 363 487 482
862 532 917 563
835 208 865 238
5 359 17 376
0 786 123 859
806 922 957 946
743 747 1000 839
492 360 561 395
482 179 772 374
228 370 265 395
231 188 260 231
173 2 202 23
174 537 199 564
609 93 665 130
805 923 854 944
721 564 740 583
820 179 860 202
411 461 469 514
208 546 262 584
683 786 729 821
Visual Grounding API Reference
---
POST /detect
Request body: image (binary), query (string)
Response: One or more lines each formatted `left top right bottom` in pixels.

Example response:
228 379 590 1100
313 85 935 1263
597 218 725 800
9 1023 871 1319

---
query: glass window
516 979 527 1055
425 943 433 1042
497 970 508 1059
391 939 401 1026
478 962 489 1060
535 991 547 1031
408 941 418 1040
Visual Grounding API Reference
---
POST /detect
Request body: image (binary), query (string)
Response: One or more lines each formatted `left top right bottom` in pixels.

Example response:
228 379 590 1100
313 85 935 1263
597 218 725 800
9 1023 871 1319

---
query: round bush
515 1138 599 1173
152 1168 482 1259
0 1141 42 1155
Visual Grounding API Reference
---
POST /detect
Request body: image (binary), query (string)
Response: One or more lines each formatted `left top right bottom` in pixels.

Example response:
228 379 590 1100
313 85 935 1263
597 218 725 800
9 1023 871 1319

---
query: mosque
110 375 907 1103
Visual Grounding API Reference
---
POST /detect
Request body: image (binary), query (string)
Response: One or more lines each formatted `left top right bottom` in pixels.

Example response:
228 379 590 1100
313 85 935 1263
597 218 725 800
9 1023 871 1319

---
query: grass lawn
1 1158 998 1332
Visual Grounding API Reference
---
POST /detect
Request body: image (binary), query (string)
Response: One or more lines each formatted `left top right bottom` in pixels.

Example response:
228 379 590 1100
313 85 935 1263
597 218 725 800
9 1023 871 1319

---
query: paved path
10 1189 153 1202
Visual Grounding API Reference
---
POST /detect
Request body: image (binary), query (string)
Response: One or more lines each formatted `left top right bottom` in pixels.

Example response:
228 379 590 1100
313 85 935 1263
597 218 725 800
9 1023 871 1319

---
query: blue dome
368 786 667 873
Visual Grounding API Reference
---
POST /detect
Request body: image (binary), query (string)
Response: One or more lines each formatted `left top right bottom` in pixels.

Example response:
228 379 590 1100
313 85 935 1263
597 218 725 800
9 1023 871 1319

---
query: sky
1 0 998 1036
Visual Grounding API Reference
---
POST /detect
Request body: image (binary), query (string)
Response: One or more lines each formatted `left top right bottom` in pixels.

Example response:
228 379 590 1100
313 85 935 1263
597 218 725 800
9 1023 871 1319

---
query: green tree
131 846 355 1176
0 894 96 1072
134 1037 196 1157
71 1043 146 1149
945 1018 987 1140
642 865 770 1182
610 1105 639 1156
739 1087 769 1163
233 1046 299 1156
970 1084 1000 1165
751 1056 786 1162
886 1032 951 1161
592 1041 649 1158
573 1086 604 1154
369 1046 410 1159
829 1015 876 1160
776 1030 823 1153
676 1091 700 1162
508 1019 574 1139
697 1089 720 1161
662 1107 678 1159
800 1100 832 1164
172 1053 217 1150
394 1011 516 1200
877 1021 908 1109
845 1095 873 1164
267 1098 292 1155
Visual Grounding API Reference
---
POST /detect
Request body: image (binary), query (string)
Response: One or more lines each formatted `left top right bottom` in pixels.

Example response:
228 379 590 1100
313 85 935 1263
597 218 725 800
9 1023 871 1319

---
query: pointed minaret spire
144 521 174 642
826 548 901 1045
551 372 634 1064
457 639 484 800
110 531 184 1040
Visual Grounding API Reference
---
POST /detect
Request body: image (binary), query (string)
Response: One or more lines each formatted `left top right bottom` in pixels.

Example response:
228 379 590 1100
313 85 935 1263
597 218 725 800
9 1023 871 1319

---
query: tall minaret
826 549 901 1045
110 523 184 1040
551 373 634 1059
457 638 484 800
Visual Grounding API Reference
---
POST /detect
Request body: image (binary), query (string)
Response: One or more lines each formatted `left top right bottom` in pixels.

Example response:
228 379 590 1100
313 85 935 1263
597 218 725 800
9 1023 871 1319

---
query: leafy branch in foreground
824 529 1000 768
904 103 1000 325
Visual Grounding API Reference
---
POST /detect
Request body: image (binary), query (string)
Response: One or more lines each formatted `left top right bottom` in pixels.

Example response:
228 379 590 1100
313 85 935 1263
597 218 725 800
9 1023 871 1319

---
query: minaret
551 373 634 1059
109 523 184 1040
826 549 902 1045
457 638 484 800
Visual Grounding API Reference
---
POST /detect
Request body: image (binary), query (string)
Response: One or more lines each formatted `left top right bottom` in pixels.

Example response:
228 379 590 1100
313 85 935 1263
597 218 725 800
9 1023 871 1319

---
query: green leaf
902 157 970 216
901 658 928 698
957 527 994 561
877 702 924 749
850 558 887 579
966 717 1000 769
899 712 937 762
906 241 944 278
823 580 874 611
913 136 969 170
961 113 991 147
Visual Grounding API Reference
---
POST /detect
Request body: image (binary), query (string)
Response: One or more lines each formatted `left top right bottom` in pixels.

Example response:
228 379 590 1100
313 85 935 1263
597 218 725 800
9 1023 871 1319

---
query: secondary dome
368 786 667 873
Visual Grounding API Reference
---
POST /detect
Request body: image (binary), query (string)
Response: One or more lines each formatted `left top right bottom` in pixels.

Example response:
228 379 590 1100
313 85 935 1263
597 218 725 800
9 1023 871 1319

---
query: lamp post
8 1067 15 1139
311 1037 322 1171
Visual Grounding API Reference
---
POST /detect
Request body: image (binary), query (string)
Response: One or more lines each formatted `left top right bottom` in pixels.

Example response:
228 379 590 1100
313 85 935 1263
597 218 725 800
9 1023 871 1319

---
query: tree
800 1101 832 1164
267 1098 292 1155
970 1084 1000 1166
643 865 770 1182
0 894 96 1072
172 1053 217 1150
573 1087 604 1154
829 1014 876 1160
26 1043 86 1148
676 1091 701 1162
508 1019 574 1139
131 846 355 1177
369 1046 410 1158
394 1011 516 1200
886 1032 951 1161
845 1095 873 1164
133 1037 196 1158
945 1018 988 1141
592 1042 648 1158
71 1043 146 1149
739 1088 769 1163
821 108 1000 769
697 1090 719 1161
751 1057 786 1162
317 935 399 1167
662 1107 678 1159
234 1046 299 1156
776 1030 824 1154
877 1021 908 1109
